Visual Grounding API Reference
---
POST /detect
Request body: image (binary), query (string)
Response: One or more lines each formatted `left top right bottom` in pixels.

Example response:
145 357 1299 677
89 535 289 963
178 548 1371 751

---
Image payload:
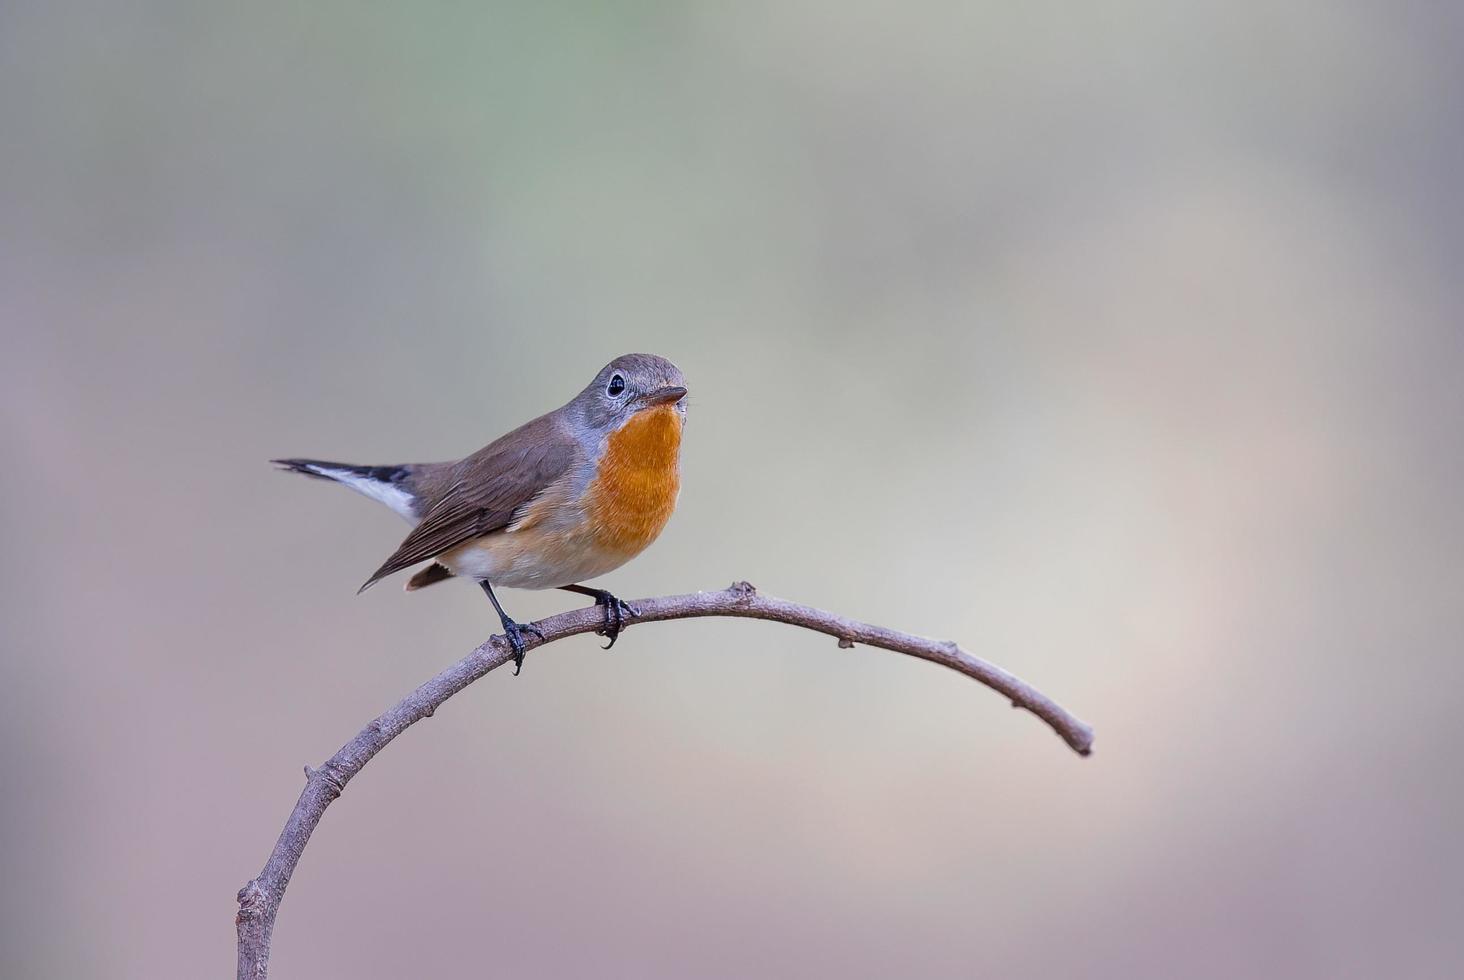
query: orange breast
584 405 683 558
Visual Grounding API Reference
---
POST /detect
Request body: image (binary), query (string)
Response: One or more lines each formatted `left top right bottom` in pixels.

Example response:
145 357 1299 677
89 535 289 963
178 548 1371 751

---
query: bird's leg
479 580 543 675
559 584 639 649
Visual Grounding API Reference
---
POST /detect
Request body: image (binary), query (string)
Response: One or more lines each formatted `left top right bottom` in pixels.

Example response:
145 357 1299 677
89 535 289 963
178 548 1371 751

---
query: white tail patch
308 465 418 521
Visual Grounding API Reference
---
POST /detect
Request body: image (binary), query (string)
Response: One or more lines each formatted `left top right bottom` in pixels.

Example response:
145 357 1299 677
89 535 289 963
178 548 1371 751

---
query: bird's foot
501 619 545 675
586 590 639 649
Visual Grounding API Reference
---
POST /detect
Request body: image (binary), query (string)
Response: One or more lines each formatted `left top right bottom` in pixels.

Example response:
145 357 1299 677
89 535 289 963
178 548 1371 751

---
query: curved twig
236 581 1093 978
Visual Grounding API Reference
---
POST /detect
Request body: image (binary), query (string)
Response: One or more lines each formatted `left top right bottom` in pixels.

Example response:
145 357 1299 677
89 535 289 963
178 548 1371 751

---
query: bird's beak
642 385 688 407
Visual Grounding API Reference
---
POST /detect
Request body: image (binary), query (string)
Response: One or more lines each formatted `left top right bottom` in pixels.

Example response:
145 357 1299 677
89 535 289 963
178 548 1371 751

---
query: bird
273 353 688 674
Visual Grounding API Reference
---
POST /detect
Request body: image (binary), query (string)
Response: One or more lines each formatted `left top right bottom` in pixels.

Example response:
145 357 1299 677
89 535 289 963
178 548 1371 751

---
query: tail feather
405 562 456 591
272 458 409 484
271 458 419 520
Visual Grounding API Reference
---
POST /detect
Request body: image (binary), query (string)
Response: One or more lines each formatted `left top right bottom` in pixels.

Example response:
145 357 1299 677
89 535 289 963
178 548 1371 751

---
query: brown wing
358 415 578 592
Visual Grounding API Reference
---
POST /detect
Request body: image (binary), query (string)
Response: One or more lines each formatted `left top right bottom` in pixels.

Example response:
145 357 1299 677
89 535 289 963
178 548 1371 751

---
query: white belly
438 526 634 591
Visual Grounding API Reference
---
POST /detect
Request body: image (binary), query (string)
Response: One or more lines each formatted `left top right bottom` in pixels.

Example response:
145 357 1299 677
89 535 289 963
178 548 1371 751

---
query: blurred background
3 2 1462 977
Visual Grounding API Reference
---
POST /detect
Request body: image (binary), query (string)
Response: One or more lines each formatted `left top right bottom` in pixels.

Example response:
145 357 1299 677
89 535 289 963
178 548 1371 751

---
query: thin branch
236 581 1093 979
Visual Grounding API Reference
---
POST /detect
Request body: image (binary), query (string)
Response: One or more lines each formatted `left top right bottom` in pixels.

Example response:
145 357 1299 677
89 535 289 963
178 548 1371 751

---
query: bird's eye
607 374 626 396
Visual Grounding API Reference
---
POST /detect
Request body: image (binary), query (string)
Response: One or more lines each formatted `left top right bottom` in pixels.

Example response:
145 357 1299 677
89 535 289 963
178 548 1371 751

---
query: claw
502 620 545 675
556 585 638 650
596 595 638 649
480 579 544 676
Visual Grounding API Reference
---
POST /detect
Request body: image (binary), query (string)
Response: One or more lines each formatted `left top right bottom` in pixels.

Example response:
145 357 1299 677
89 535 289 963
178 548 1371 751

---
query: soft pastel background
3 2 1462 978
